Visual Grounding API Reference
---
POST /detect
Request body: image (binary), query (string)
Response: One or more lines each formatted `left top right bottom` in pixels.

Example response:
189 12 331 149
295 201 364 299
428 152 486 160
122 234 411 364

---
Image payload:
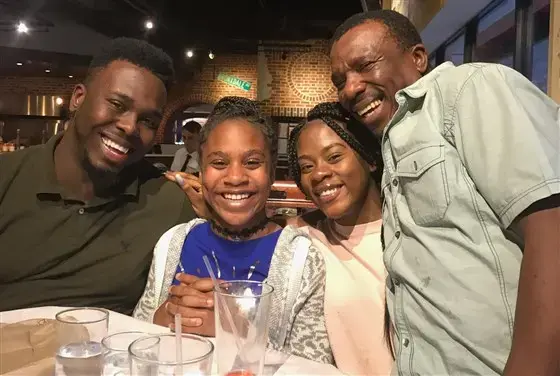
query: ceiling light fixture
68 75 74 78
45 69 51 73
17 21 28 33
186 50 194 58
16 62 23 66
208 51 215 59
145 20 154 30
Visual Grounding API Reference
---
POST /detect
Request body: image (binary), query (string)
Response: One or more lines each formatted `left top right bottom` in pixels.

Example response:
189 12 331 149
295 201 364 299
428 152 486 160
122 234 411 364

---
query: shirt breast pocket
395 144 450 226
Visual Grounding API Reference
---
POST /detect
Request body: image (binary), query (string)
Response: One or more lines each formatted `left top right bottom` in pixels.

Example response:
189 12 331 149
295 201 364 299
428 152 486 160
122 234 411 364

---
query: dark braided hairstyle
287 101 383 192
200 96 278 177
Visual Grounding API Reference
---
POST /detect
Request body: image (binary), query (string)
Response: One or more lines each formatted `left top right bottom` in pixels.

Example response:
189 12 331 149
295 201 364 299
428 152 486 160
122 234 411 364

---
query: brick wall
158 39 337 142
260 39 337 117
0 39 337 144
0 76 79 95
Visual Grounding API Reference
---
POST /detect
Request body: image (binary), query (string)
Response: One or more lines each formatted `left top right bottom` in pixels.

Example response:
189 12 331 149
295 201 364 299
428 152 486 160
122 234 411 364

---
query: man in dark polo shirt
0 38 196 315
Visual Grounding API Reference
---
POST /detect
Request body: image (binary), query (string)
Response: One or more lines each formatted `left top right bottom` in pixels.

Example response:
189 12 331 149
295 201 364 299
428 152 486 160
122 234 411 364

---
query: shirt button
392 178 398 187
395 231 401 239
78 208 85 215
403 338 410 347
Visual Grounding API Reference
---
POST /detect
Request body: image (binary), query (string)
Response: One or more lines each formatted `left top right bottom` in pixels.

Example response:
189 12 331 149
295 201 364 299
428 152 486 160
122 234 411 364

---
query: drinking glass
129 333 214 375
214 280 274 376
101 331 150 376
55 307 109 376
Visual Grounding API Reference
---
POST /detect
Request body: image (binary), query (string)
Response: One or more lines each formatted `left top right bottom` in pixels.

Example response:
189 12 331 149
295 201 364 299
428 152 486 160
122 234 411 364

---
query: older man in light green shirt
330 10 560 376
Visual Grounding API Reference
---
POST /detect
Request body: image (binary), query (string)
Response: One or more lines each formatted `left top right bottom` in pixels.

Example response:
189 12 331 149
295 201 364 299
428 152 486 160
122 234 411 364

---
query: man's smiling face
330 20 428 137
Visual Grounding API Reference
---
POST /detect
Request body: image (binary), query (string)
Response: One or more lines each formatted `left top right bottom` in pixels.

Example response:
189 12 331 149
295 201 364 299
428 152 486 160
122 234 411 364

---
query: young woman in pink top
287 102 393 375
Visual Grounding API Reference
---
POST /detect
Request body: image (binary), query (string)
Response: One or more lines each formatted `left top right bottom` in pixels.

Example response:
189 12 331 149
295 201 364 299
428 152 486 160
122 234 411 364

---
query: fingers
164 171 178 183
188 179 202 193
169 284 213 307
166 171 199 184
165 301 213 327
166 172 203 195
175 272 199 285
175 273 218 293
169 293 213 310
191 278 217 293
168 320 215 337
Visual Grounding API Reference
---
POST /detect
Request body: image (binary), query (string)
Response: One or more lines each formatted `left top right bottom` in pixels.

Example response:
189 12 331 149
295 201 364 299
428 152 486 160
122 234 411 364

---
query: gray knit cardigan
133 219 333 364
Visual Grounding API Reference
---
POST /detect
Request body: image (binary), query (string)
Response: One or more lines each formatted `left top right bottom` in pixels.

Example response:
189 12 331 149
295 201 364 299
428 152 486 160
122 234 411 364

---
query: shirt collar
382 62 456 139
37 132 140 203
398 61 455 99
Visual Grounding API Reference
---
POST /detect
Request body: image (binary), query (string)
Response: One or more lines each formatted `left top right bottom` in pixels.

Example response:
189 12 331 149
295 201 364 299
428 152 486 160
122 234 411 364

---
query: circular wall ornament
287 52 336 103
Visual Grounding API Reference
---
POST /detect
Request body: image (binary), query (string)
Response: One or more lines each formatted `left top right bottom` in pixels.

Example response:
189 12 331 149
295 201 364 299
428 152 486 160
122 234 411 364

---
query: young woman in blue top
134 96 334 363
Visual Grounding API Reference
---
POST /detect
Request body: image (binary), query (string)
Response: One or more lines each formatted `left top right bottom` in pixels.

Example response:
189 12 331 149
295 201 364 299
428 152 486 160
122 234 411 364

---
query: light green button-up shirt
381 62 560 375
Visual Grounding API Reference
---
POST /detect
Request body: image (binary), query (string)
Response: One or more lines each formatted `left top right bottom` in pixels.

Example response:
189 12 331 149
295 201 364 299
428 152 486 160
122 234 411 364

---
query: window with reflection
532 0 550 93
444 33 465 65
474 0 515 67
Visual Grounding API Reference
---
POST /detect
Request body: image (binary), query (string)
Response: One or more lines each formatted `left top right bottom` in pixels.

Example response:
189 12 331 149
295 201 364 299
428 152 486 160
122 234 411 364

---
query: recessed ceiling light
68 75 73 78
17 21 28 33
145 20 154 30
186 50 194 58
16 62 23 66
45 69 51 73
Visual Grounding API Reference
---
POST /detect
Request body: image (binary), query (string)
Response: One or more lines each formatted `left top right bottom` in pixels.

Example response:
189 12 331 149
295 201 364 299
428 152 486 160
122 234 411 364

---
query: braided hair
200 96 278 176
287 101 383 191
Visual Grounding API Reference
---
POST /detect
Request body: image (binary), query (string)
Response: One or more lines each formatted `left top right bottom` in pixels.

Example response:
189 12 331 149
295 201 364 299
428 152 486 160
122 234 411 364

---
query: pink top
302 219 393 375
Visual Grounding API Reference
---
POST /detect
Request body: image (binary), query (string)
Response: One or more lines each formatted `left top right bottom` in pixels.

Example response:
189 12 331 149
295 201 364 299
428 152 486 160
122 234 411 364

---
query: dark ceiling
0 0 380 76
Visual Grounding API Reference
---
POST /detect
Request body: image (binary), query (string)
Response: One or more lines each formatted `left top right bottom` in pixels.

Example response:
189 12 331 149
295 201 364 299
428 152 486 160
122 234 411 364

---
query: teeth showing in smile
319 187 339 197
358 99 382 117
223 193 251 200
102 136 129 154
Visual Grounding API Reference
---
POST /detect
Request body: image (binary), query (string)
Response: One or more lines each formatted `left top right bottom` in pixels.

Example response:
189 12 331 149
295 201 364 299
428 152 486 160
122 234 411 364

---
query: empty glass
129 333 214 375
101 331 150 376
55 307 109 376
214 280 274 376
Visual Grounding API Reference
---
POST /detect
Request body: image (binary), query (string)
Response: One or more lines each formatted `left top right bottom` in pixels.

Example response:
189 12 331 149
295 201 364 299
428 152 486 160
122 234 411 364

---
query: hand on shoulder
166 171 211 219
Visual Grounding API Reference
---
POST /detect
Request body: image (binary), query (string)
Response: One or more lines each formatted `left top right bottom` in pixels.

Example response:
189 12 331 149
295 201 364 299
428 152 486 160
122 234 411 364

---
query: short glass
101 331 151 376
129 333 214 375
55 307 109 376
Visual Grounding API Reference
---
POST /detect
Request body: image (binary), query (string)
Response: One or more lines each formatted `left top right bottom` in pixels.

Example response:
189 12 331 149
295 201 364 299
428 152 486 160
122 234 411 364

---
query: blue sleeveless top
172 222 282 284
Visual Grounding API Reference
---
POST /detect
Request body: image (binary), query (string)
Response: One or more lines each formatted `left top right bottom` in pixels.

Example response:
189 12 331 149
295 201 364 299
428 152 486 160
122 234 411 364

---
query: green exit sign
217 73 252 91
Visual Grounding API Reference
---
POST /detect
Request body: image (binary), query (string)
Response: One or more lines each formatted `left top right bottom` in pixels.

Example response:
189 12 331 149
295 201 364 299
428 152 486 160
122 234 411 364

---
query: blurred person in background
170 120 201 174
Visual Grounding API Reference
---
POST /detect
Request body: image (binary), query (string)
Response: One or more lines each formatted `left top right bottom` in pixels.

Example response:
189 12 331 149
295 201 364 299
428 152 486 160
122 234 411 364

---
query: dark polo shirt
0 134 196 315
